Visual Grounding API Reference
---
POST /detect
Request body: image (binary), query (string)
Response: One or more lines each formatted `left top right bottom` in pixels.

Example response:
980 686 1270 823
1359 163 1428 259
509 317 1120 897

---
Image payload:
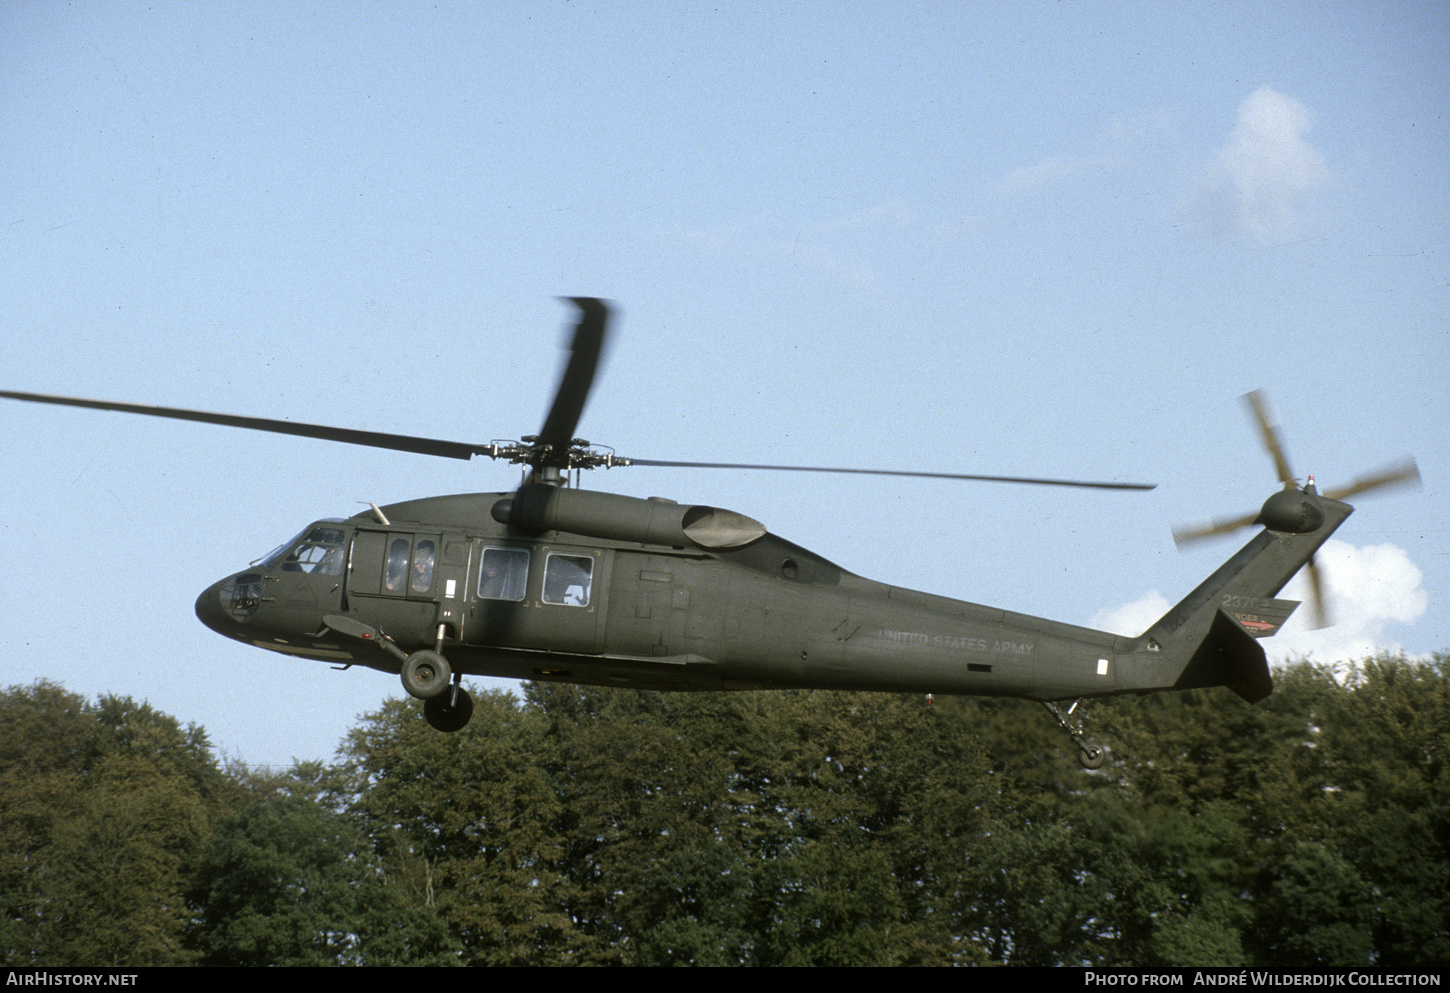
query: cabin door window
478 546 530 601
543 553 593 606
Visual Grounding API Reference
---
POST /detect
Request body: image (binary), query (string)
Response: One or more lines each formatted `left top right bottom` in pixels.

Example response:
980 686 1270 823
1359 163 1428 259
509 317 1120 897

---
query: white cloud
994 153 1123 199
1090 590 1172 637
1092 539 1428 663
996 155 1080 198
1269 539 1428 662
1196 86 1331 241
992 109 1153 200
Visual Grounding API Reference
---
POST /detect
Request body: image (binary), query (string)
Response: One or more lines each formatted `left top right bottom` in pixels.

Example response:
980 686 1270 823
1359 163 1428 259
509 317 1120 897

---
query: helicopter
1 299 1419 767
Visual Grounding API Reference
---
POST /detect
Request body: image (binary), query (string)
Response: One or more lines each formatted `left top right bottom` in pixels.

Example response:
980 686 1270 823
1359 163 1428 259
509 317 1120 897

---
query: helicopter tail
1127 488 1353 703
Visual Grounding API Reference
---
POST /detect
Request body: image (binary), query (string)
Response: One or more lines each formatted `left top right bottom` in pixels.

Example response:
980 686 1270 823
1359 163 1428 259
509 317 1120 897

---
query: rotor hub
1256 486 1325 535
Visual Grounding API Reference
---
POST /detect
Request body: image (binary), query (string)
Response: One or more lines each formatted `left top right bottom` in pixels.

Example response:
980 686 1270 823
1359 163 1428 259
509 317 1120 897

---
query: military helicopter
1 299 1418 767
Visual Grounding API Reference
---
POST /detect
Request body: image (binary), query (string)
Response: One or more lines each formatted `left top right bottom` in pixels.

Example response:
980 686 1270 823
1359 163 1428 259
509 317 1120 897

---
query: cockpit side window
478 546 529 601
281 526 346 576
543 553 593 607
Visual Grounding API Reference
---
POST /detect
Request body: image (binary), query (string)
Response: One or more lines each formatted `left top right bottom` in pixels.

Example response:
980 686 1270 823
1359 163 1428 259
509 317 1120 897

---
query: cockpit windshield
257 521 347 575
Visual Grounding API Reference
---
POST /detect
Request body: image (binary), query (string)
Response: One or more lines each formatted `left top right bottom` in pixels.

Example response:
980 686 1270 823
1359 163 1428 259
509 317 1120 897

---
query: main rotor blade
628 459 1155 490
0 390 486 461
1323 458 1421 502
1243 389 1296 488
535 297 609 463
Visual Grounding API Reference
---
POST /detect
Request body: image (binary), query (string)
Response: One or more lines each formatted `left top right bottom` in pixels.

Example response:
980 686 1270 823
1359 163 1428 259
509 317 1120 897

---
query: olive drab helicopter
1 299 1419 767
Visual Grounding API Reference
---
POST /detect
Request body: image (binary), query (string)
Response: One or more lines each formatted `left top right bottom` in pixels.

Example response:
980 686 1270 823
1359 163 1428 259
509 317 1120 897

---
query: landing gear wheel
424 686 474 732
401 650 451 700
1078 742 1108 770
1043 700 1111 772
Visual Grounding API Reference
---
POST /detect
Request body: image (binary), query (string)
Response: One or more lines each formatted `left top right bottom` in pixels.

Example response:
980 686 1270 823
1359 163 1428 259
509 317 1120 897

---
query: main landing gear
1043 700 1108 770
401 650 450 699
400 649 474 733
321 614 475 733
423 682 474 733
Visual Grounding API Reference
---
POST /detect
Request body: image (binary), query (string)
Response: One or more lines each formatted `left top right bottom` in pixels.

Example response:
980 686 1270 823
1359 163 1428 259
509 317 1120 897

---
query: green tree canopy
190 792 454 966
4 654 1446 967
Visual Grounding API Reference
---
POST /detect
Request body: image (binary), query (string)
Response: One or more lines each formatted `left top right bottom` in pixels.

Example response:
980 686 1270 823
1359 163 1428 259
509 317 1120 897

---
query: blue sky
2 2 1445 770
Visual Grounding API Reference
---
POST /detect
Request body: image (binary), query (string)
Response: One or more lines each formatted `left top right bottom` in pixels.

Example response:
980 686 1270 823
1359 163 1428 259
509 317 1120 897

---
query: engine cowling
492 484 766 549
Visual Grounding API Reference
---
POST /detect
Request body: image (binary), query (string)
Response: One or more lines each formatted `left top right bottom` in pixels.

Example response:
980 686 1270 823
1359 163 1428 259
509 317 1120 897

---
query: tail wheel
1078 742 1108 770
401 650 451 700
424 686 474 732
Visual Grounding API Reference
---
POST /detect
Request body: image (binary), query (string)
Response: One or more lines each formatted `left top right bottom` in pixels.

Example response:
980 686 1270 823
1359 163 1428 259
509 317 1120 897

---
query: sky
2 1 1445 771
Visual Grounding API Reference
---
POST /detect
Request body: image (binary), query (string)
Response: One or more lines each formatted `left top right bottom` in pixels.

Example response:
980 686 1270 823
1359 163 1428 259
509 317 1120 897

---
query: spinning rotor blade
1 300 613 468
0 389 487 461
628 459 1156 491
1172 510 1263 548
1174 388 1420 629
1306 556 1332 630
1244 388 1296 488
1323 458 1421 502
5 298 1156 491
1312 458 1420 627
535 297 609 465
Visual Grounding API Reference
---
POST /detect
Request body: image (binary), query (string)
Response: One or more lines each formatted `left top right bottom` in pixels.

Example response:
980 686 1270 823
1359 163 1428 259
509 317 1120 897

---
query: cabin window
478 546 529 601
280 526 346 576
410 539 436 594
543 553 593 607
385 537 410 591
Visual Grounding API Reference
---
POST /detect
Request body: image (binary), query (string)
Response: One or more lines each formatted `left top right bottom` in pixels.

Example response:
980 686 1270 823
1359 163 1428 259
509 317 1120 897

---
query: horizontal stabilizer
1220 596 1300 639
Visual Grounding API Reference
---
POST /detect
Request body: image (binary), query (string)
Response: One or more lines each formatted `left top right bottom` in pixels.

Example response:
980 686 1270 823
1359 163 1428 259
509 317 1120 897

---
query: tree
0 682 102 966
190 792 454 966
337 688 577 966
1 683 229 966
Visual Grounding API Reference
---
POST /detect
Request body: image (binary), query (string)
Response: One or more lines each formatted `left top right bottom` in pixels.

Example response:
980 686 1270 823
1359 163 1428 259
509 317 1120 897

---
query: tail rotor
1172 390 1419 629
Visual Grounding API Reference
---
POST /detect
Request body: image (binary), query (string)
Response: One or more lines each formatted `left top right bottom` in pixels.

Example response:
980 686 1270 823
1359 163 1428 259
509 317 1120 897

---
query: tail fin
1127 491 1353 703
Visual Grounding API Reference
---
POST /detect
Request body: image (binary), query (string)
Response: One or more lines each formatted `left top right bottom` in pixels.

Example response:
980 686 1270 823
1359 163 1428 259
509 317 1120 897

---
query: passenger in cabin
479 562 504 599
411 541 436 593
386 538 408 591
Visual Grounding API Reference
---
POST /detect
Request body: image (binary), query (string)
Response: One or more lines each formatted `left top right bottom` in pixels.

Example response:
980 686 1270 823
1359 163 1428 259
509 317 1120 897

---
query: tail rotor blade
1175 389 1419 633
1306 555 1332 630
1323 458 1421 502
1243 389 1296 488
1172 510 1263 548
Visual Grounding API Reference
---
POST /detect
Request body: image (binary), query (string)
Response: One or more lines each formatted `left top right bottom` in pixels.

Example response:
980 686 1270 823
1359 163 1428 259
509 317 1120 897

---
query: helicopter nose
195 580 232 636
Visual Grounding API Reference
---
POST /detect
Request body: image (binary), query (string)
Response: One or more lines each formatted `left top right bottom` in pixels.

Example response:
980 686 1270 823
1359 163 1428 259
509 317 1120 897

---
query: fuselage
195 490 1142 702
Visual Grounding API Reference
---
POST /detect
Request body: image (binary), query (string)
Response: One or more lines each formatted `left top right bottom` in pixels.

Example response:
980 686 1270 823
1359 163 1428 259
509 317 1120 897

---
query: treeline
1 656 1446 967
